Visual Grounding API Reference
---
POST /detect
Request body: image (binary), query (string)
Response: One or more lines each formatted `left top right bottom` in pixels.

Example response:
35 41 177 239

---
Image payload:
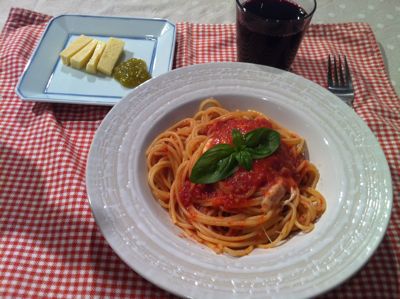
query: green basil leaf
189 127 281 184
235 150 253 171
232 129 245 149
190 153 238 184
247 130 281 159
245 127 271 147
189 144 236 184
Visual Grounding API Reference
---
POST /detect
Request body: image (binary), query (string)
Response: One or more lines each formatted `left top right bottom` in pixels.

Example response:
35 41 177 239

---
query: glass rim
236 0 317 23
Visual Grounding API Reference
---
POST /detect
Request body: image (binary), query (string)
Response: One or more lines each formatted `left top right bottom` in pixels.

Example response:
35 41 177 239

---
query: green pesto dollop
113 58 151 88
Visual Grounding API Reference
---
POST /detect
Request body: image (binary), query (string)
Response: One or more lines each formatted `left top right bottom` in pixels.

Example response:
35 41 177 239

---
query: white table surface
1 0 399 96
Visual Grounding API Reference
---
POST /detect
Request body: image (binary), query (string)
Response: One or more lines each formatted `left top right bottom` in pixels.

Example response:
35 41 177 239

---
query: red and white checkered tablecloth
1 7 399 298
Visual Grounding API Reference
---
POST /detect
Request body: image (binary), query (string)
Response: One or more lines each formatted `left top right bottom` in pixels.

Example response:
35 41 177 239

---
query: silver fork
327 54 354 106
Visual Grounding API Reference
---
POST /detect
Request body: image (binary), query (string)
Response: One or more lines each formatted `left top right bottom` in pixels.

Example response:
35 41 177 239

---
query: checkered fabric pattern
0 7 399 298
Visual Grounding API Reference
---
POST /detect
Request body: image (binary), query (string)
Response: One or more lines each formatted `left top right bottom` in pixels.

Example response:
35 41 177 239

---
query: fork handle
336 94 354 106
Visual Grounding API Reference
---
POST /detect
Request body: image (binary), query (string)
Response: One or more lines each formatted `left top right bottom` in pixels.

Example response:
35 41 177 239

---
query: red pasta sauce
180 118 301 211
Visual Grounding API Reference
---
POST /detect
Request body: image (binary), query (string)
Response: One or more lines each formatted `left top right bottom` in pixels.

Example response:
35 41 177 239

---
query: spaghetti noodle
146 98 326 256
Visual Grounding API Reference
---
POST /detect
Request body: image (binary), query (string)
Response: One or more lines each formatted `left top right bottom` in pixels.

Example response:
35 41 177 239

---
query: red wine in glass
236 0 315 70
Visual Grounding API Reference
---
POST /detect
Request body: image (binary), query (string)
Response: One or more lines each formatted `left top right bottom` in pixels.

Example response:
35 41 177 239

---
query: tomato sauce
207 118 273 146
180 118 301 211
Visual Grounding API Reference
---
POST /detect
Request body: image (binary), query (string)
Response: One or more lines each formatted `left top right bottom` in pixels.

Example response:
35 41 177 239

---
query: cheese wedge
97 37 125 76
59 35 93 65
70 40 98 69
85 40 106 74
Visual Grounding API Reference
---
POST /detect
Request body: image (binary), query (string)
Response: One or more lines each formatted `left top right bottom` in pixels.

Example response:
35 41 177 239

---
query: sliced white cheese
85 40 106 74
59 35 93 65
97 37 125 76
70 39 98 69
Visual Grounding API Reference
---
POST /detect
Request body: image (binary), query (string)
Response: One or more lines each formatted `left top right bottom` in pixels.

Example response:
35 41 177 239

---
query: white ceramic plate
16 14 175 105
86 62 392 298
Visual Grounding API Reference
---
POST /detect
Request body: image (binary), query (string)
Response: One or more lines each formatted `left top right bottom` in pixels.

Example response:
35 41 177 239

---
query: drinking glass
236 0 316 70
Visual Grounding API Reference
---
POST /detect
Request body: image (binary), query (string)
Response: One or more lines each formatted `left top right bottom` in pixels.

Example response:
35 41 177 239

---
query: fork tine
327 54 354 106
343 55 352 87
333 55 339 87
327 55 333 87
338 56 345 86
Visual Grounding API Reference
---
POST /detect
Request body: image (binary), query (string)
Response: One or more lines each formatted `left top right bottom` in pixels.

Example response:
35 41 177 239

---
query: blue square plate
16 14 176 105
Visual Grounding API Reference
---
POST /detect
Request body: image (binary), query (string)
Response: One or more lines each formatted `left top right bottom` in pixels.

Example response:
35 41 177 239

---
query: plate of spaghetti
86 62 392 298
146 97 326 257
